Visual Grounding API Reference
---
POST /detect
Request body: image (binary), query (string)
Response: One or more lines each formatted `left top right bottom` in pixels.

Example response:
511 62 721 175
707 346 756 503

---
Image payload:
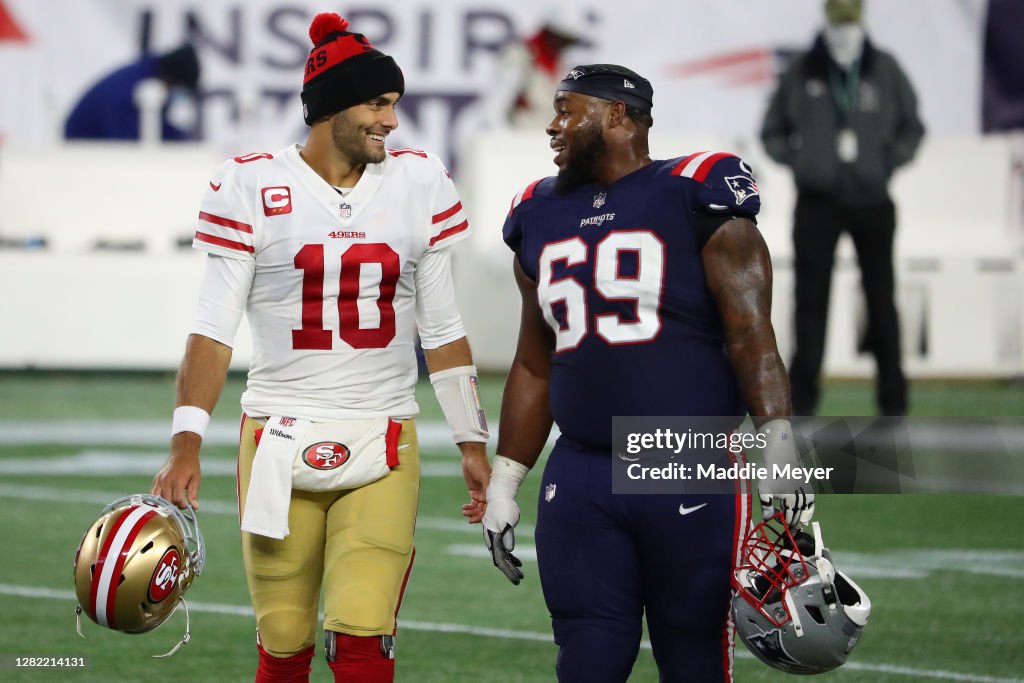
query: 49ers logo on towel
148 547 181 603
302 442 351 470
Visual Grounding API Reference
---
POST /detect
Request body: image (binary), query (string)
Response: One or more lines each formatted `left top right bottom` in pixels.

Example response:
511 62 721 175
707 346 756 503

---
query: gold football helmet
73 494 205 657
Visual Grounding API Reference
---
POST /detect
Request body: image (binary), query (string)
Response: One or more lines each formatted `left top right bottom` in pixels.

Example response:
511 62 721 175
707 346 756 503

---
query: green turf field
1 373 1022 682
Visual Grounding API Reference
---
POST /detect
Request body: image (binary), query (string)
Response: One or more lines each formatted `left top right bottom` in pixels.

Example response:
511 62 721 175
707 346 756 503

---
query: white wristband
429 365 489 444
171 406 211 439
489 455 530 498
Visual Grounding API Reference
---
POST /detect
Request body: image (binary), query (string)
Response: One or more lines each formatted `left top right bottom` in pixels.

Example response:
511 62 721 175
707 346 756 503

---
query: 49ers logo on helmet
148 547 181 603
302 442 350 470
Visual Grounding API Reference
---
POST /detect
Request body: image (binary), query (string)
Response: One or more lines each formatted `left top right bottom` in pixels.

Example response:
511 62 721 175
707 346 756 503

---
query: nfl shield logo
593 192 606 209
544 483 557 501
340 203 352 218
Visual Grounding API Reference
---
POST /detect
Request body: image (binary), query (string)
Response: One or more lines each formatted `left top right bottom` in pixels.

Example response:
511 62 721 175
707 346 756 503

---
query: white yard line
0 450 464 478
0 419 461 448
1 583 1021 683
0 483 537 537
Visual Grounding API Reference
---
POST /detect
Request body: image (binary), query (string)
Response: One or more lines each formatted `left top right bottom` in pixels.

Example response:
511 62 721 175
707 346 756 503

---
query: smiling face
330 92 401 165
547 91 609 192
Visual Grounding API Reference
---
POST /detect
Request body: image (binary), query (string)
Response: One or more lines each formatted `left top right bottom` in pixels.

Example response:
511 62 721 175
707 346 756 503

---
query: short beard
555 121 607 193
330 111 386 166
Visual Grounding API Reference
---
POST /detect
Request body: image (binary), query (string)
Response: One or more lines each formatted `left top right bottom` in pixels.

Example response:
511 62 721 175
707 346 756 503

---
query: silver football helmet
73 494 205 657
732 514 871 674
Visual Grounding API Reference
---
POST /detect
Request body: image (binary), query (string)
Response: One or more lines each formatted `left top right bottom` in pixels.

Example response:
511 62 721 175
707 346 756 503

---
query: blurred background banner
0 0 1022 375
0 0 1003 153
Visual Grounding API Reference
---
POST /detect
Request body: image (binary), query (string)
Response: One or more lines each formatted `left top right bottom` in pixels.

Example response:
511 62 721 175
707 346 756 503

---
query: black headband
558 64 654 113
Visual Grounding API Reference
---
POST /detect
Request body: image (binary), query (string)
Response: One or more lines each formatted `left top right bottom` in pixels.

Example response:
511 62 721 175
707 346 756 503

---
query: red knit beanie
300 13 405 125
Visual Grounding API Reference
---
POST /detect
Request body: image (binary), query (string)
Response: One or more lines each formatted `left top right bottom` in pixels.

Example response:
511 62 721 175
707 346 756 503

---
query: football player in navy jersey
482 64 814 682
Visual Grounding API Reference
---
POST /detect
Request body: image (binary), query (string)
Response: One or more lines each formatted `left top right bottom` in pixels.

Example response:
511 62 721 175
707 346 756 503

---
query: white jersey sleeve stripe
676 151 716 179
199 210 253 234
432 200 463 224
428 219 469 247
194 231 255 254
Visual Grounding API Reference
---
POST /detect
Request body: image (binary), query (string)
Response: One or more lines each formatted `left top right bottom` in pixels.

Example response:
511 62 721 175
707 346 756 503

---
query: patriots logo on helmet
744 624 804 669
725 175 759 205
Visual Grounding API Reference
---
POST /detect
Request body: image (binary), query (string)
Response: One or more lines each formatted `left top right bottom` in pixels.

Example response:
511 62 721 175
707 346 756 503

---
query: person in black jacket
761 0 925 416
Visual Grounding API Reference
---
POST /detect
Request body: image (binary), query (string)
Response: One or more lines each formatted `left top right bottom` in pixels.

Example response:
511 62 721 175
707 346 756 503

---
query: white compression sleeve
415 247 466 349
191 253 254 347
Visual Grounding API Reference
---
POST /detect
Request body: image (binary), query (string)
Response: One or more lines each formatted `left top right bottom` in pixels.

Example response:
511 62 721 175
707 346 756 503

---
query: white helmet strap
74 594 193 658
153 598 192 658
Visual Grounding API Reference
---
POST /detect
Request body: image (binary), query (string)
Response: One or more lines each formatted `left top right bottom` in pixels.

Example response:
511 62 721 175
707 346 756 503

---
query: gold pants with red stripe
237 415 420 657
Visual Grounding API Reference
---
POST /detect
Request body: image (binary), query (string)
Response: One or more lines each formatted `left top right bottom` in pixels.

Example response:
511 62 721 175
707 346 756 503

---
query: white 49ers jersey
192 144 470 420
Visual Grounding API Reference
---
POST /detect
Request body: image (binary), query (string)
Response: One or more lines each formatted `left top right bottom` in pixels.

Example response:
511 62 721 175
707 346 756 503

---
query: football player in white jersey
151 13 490 683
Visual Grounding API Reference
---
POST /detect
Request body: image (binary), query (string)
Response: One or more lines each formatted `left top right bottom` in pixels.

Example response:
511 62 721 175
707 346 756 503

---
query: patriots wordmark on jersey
504 151 761 449
194 145 470 421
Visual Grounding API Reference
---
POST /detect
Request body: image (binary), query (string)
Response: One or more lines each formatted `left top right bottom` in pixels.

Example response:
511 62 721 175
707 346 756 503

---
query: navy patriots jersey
503 152 761 449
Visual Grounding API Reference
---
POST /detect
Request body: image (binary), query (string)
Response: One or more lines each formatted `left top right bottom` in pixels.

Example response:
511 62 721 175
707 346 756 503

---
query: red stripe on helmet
89 507 135 621
103 508 157 628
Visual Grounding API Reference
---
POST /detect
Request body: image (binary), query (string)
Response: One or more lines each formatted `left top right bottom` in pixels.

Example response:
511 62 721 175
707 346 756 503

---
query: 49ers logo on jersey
262 186 292 216
302 442 351 470
148 547 181 603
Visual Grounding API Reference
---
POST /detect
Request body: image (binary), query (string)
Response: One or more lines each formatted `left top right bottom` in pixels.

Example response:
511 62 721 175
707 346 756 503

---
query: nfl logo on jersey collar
593 192 607 209
340 203 352 218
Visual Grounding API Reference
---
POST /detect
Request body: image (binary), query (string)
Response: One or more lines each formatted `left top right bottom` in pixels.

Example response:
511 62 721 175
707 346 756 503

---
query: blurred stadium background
1 1 1022 681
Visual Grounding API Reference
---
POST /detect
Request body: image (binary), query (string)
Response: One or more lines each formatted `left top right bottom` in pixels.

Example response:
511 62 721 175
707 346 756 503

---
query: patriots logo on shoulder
725 175 759 205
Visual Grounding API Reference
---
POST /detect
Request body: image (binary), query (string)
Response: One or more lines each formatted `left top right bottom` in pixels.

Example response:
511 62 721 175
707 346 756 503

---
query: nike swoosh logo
397 443 411 450
678 503 708 516
209 181 222 191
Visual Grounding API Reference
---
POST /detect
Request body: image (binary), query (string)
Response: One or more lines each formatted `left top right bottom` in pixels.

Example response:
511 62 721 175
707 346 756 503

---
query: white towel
241 416 309 539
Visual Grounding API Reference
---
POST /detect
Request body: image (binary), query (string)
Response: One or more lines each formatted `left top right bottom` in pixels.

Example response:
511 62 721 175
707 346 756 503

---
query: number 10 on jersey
292 243 401 350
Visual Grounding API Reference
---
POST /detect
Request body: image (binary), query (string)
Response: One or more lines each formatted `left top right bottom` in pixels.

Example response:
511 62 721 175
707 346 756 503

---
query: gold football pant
237 415 420 657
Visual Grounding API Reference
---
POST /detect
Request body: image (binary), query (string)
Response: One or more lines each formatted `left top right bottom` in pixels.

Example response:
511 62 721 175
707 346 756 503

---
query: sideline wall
0 137 1021 376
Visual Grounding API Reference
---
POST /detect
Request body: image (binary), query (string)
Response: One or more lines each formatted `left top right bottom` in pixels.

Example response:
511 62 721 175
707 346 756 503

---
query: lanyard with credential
828 59 861 127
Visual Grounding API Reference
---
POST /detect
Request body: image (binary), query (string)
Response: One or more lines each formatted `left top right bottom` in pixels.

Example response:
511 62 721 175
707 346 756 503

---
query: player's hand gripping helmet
732 514 871 674
73 494 205 657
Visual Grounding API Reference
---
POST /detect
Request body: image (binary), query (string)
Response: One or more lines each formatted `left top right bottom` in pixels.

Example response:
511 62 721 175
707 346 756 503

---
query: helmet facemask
732 514 871 674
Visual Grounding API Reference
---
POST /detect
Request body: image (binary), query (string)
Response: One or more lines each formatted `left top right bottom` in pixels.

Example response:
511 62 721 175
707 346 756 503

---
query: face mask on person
824 23 864 69
164 86 198 131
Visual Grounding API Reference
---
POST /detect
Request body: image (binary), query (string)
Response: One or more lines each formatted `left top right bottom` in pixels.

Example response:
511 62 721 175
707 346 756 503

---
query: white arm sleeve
191 253 254 347
415 247 466 349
